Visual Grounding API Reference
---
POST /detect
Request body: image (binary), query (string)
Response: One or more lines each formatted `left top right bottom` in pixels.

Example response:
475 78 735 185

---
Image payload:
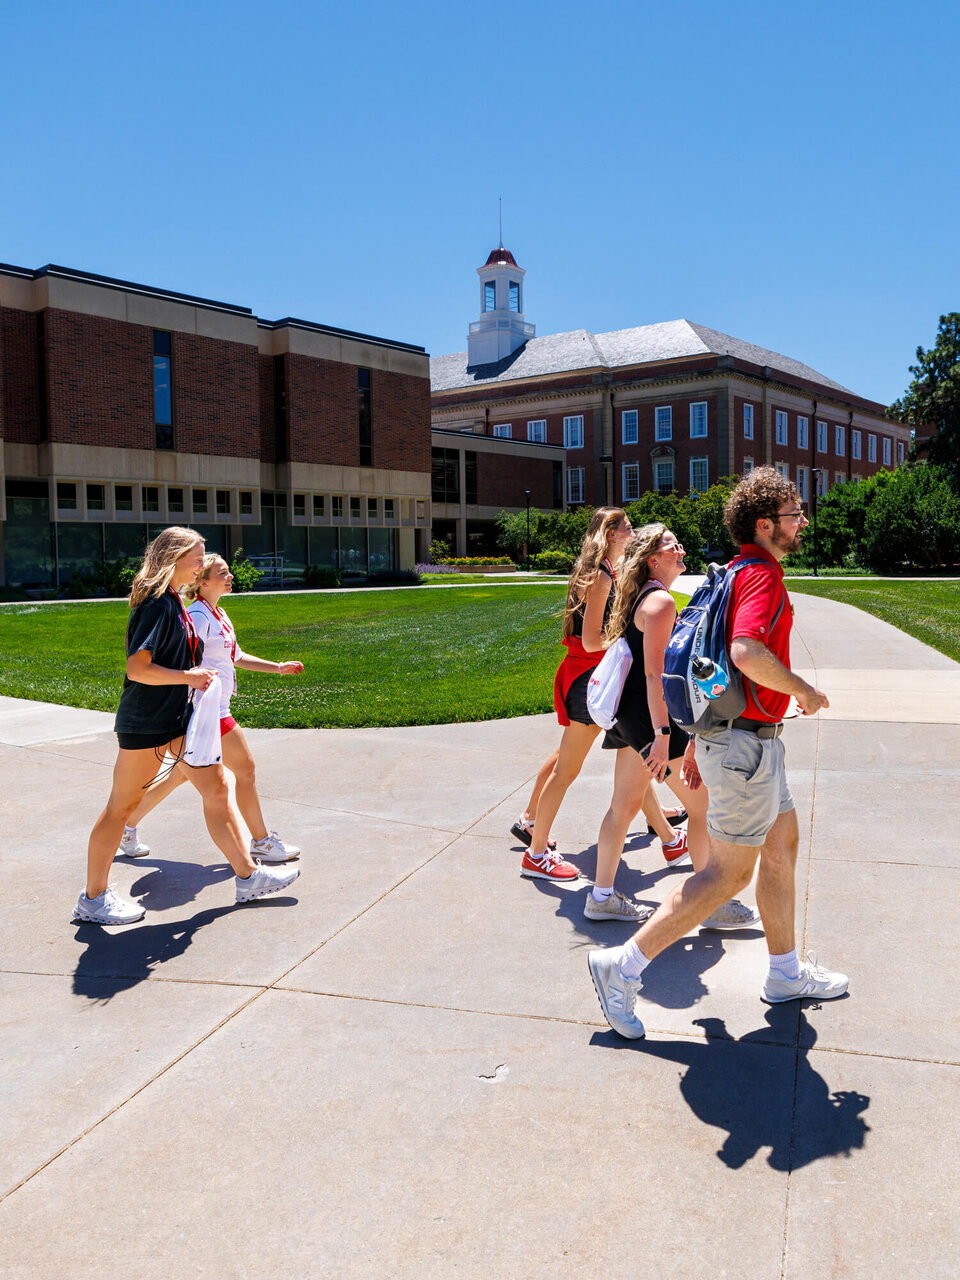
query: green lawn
790 578 960 664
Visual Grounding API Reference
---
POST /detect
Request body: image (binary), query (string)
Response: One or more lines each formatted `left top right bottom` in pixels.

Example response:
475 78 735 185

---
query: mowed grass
0 585 573 728
790 578 960 664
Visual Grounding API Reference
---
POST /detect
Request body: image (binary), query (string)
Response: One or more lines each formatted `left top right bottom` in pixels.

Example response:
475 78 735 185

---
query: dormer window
483 281 496 311
508 281 521 312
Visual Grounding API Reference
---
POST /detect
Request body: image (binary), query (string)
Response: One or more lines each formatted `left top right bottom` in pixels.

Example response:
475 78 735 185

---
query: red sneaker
662 829 690 866
521 849 580 881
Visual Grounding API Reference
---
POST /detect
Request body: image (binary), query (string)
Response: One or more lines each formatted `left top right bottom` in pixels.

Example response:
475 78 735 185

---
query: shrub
429 537 453 563
68 556 138 598
439 556 515 567
531 550 575 573
229 548 263 593
304 565 341 588
364 569 423 586
416 562 456 574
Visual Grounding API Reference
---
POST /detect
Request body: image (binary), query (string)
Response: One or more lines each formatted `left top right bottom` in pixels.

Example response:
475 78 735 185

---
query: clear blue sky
2 0 957 406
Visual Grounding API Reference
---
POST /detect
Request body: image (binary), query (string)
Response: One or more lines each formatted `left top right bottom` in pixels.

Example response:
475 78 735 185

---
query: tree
889 313 960 479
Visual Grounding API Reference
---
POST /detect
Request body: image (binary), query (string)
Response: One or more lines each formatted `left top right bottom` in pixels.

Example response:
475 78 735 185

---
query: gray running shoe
116 828 150 858
235 859 301 903
73 886 145 926
587 948 646 1039
761 952 848 1004
250 830 300 863
700 899 761 930
584 891 654 923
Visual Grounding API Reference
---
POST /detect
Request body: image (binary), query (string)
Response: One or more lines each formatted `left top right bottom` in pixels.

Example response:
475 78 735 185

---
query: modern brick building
431 247 911 519
0 263 433 588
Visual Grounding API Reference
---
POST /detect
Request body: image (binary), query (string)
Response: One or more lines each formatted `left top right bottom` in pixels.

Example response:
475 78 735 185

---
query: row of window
482 280 522 312
744 459 872 501
564 457 711 506
767 409 899 464
493 403 711 449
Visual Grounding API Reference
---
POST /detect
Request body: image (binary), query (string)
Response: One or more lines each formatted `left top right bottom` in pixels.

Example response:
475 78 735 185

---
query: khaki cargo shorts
696 726 794 847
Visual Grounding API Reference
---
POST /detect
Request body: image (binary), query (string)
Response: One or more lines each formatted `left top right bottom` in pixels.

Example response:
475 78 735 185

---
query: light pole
524 490 532 571
811 469 822 577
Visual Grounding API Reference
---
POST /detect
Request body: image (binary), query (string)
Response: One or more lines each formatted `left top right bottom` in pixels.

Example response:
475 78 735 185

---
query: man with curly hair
588 467 848 1038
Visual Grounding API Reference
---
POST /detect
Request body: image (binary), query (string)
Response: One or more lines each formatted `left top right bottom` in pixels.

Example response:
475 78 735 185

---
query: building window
817 470 828 496
621 409 638 445
153 331 174 450
166 487 184 514
690 456 708 492
836 425 845 455
655 406 673 442
116 484 134 512
797 416 809 449
143 485 160 513
215 489 230 515
240 491 253 516
775 411 788 446
508 281 521 312
868 434 877 462
743 457 754 476
797 466 808 501
384 498 395 519
563 415 584 449
193 488 208 514
690 402 708 438
87 483 106 512
852 429 862 460
775 463 789 480
743 404 754 439
293 493 306 517
57 481 78 510
431 448 460 503
654 460 674 494
312 495 325 518
527 419 546 443
817 420 828 453
416 500 426 521
493 423 512 438
465 451 478 504
368 497 378 519
882 437 892 466
552 461 563 509
358 368 372 468
567 466 585 504
622 463 640 502
483 281 496 311
835 472 845 486
332 495 344 519
897 441 905 464
350 495 361 519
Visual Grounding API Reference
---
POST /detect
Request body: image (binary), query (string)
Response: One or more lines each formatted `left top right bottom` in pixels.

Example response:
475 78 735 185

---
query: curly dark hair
725 467 801 546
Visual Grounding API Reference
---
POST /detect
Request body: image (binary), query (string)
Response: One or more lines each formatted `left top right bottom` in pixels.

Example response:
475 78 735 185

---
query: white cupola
467 246 535 366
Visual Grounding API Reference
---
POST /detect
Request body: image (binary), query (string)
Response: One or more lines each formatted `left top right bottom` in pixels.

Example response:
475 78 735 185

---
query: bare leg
181 763 257 877
529 722 601 858
595 748 653 889
126 756 188 827
522 747 560 824
665 769 709 872
220 725 268 843
86 748 169 898
754 807 799 954
640 787 676 844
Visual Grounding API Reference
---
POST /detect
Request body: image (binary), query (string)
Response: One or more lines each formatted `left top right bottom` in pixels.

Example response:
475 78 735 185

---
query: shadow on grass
590 1010 870 1170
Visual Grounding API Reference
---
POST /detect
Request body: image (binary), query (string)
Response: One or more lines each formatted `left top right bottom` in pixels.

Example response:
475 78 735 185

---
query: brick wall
0 306 40 443
257 354 277 463
475 450 556 508
372 368 431 472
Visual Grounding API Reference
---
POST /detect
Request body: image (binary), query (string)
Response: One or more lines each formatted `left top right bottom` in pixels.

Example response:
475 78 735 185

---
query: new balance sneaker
761 952 849 1004
700 899 761 930
588 948 646 1039
509 818 557 852
661 829 690 866
235 860 301 903
250 830 300 863
116 827 150 858
73 886 145 926
520 849 580 881
584 890 655 924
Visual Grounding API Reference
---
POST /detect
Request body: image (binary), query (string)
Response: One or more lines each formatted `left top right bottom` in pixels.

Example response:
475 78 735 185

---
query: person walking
74 528 300 926
585 524 759 928
588 469 847 1036
117 553 304 864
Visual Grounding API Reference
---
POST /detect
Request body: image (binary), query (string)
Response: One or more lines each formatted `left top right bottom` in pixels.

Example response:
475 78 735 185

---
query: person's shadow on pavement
591 1010 870 1170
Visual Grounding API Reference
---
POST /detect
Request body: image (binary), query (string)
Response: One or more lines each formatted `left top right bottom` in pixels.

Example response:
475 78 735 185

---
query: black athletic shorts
564 670 595 726
116 729 184 751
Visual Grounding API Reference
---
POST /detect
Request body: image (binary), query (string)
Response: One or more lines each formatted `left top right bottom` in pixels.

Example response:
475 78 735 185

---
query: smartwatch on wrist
656 725 670 736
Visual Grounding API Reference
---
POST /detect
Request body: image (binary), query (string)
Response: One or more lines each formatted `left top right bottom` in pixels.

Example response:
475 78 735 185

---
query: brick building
431 247 911 520
0 263 433 588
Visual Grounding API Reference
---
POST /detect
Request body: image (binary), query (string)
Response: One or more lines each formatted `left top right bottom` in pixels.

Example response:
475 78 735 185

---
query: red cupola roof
483 247 518 267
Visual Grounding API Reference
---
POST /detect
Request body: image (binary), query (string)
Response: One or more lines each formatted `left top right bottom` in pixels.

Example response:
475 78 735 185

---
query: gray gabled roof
431 318 854 395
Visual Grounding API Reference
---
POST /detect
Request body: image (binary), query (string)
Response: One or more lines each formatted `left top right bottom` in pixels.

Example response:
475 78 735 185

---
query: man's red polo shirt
726 543 792 723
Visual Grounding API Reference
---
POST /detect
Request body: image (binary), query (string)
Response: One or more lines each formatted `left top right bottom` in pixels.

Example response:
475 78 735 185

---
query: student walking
588 470 847 1038
118 554 304 864
74 528 300 926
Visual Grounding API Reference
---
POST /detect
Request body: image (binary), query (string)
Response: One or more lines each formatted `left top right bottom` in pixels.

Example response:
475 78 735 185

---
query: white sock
662 830 682 848
618 939 651 981
591 885 614 903
123 825 137 837
769 948 801 980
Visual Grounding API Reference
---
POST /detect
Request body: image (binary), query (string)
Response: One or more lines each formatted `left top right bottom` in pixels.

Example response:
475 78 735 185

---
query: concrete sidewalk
0 593 958 1278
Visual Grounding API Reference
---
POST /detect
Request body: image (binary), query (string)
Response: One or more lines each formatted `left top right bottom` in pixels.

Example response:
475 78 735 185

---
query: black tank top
571 561 615 638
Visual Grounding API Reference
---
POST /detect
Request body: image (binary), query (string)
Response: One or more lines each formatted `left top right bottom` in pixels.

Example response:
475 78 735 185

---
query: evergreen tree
889 313 960 479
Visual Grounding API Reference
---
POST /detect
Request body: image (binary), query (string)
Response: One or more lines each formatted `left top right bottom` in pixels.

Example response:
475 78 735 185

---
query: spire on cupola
467 234 535 367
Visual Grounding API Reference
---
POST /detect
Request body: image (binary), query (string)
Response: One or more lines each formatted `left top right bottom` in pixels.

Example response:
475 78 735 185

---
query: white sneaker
587 948 646 1039
235 860 301 903
116 828 150 858
700 899 761 930
583 891 654 923
73 886 145 925
761 952 849 1004
249 831 300 863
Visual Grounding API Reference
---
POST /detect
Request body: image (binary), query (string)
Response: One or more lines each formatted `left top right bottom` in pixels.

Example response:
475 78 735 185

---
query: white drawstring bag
183 674 223 767
586 638 633 730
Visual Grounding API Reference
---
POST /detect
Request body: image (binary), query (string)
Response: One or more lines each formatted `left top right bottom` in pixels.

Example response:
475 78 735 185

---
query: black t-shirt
114 591 204 735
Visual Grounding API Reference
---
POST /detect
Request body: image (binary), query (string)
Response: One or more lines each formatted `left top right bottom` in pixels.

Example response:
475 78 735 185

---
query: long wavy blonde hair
605 523 669 642
128 527 204 609
561 506 627 639
182 553 225 604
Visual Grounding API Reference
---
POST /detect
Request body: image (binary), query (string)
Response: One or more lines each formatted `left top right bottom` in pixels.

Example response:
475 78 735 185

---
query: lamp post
524 490 532 571
811 469 822 577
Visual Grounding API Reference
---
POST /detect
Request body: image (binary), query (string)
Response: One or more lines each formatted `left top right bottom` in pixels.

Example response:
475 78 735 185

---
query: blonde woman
119 553 303 862
584 524 759 929
74 528 300 926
